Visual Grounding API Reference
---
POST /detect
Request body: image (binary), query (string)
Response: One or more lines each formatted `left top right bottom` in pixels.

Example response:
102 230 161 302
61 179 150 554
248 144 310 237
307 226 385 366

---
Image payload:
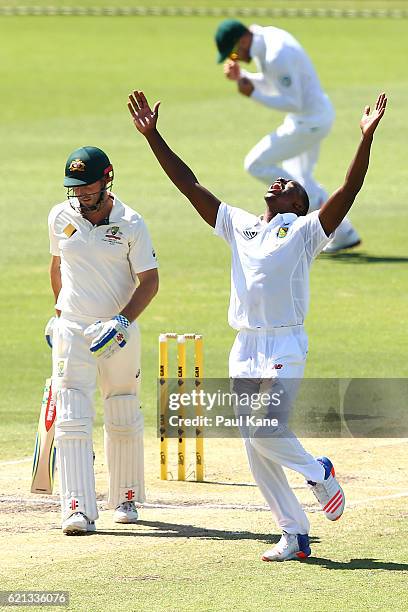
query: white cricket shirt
241 24 334 123
48 194 158 319
214 203 331 330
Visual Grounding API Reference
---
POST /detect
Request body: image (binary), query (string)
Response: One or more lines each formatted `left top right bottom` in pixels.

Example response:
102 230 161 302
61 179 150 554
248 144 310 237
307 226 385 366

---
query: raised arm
128 90 220 228
319 93 387 236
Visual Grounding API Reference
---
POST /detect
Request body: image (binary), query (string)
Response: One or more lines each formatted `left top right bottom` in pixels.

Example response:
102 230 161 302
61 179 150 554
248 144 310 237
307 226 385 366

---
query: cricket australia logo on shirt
103 225 124 245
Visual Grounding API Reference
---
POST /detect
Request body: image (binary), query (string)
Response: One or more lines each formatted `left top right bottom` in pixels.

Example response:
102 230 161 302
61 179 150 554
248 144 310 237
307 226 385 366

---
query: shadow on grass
320 252 408 264
307 557 408 571
187 480 257 487
95 520 321 544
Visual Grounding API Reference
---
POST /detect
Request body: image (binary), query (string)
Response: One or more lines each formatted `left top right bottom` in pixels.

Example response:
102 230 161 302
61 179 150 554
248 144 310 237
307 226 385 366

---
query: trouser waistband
237 325 304 336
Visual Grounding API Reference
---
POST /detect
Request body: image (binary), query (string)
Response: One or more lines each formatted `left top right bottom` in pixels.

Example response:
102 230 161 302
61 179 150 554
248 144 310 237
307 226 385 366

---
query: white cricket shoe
307 456 345 521
322 226 361 254
262 532 311 562
113 501 139 524
62 512 95 535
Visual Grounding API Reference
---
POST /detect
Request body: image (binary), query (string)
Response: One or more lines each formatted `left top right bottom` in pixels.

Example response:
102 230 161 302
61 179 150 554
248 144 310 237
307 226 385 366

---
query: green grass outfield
2 0 408 10
0 7 407 611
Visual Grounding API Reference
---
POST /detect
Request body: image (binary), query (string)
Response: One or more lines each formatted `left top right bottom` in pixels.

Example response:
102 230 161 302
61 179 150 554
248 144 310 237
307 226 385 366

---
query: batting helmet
64 146 113 187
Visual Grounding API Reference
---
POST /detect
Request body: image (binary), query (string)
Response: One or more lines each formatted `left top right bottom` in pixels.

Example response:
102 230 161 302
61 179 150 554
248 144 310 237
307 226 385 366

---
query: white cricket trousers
229 327 325 535
53 314 141 401
244 112 334 210
52 314 144 522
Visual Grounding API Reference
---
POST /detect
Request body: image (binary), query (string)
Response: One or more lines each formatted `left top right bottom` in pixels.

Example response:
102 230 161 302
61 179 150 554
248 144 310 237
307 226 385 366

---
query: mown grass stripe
1 6 407 18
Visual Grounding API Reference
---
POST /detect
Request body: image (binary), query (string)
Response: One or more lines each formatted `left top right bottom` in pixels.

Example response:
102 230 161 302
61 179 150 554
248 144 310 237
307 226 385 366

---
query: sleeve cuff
315 211 335 241
214 202 227 238
133 262 159 274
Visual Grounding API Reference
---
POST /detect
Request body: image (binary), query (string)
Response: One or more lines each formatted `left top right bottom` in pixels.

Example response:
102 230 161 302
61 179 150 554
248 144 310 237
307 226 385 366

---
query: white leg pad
104 395 145 508
55 389 98 522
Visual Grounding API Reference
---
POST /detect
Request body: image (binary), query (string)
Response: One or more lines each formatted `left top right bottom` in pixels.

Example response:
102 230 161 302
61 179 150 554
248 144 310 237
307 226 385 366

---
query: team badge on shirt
103 226 124 244
277 225 289 239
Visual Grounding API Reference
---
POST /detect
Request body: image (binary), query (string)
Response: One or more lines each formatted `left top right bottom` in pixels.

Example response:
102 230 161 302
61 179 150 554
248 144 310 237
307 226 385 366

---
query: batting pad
54 389 98 522
104 395 145 508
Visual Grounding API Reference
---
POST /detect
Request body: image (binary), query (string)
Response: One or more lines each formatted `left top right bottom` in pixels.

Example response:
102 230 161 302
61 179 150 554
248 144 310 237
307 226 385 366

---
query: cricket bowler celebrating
47 146 159 534
128 89 386 561
215 19 360 254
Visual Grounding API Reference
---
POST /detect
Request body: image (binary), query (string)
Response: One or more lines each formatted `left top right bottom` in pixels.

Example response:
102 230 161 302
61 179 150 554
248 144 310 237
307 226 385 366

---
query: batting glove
44 316 57 349
84 315 130 360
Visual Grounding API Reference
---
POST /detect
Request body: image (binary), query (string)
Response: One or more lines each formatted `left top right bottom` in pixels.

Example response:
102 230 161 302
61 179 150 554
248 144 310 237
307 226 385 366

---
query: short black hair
296 183 309 216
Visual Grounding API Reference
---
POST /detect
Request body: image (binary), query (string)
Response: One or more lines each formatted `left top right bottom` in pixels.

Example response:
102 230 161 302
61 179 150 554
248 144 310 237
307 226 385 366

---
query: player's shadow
96 519 321 544
320 252 408 264
307 557 408 571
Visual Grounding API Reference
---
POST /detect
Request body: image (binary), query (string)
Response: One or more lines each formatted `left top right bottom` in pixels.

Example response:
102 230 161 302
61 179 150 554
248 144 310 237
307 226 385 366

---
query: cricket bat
31 378 57 494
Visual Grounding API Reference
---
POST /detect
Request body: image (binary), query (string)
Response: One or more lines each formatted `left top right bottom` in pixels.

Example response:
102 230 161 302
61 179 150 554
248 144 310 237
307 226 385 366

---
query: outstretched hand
128 90 160 135
360 93 387 137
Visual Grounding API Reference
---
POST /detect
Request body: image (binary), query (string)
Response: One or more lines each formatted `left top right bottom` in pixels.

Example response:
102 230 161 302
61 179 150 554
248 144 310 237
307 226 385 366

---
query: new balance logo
243 229 258 240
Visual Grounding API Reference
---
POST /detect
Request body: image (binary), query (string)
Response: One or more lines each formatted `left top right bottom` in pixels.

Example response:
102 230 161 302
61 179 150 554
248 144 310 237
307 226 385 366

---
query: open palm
360 93 387 137
128 90 160 135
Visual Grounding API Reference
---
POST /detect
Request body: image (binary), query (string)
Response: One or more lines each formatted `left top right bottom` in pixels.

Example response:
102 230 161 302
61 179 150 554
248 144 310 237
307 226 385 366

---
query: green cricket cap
64 146 113 187
215 19 247 63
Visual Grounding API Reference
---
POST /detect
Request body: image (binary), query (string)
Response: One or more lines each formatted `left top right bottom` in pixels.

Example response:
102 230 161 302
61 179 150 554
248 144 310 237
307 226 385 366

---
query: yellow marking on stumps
159 334 169 480
177 335 187 481
159 332 205 482
194 335 204 482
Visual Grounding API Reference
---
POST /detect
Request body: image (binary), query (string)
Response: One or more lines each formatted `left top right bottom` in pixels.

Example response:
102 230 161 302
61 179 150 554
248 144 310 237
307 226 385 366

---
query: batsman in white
46 146 159 535
215 19 360 254
128 89 386 561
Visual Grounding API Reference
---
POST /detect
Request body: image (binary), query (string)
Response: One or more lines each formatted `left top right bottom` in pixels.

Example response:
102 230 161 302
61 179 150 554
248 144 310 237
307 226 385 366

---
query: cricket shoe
62 512 96 535
322 227 361 254
113 501 139 524
262 532 311 562
307 456 345 521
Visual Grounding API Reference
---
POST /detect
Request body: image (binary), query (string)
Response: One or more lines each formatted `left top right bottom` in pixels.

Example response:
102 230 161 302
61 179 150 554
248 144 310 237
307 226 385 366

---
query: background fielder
215 19 361 254
128 89 386 561
48 146 158 534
